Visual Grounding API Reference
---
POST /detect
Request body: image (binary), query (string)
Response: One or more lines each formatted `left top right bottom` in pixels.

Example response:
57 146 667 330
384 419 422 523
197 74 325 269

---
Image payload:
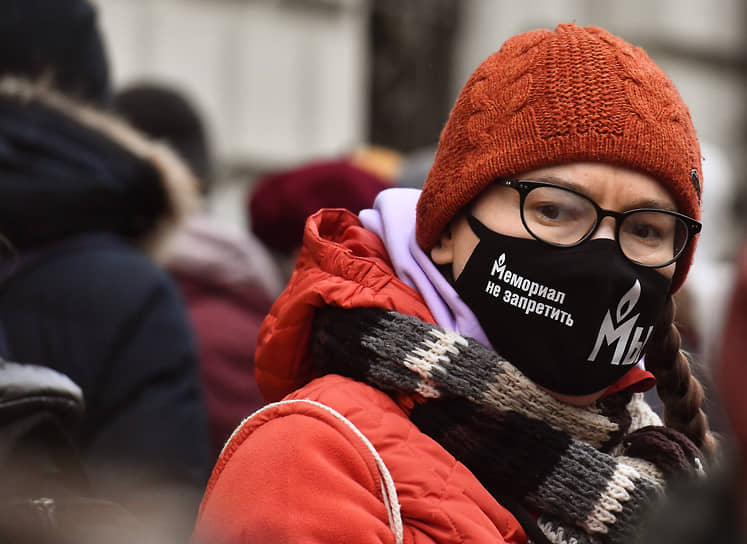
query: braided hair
645 295 717 460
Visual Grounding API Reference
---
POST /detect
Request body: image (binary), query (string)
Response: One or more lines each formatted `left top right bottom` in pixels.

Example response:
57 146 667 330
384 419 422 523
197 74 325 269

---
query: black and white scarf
310 307 703 544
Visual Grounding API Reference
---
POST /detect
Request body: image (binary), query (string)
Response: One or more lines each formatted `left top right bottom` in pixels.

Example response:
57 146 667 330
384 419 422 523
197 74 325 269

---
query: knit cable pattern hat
416 23 702 292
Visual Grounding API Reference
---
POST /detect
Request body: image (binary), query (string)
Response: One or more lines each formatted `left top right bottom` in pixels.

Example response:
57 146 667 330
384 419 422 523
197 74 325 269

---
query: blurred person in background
194 24 715 543
114 82 214 195
114 82 284 456
714 240 747 539
637 240 747 543
0 1 211 542
248 157 392 283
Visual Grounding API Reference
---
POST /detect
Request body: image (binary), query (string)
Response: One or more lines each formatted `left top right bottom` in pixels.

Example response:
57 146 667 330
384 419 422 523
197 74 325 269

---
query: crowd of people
0 1 745 543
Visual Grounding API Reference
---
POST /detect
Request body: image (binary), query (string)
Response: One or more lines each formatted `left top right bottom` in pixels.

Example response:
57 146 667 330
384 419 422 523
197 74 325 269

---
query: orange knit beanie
416 23 702 292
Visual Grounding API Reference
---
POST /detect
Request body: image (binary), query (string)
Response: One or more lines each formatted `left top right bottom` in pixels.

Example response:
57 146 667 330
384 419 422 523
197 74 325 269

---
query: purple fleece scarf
359 188 493 348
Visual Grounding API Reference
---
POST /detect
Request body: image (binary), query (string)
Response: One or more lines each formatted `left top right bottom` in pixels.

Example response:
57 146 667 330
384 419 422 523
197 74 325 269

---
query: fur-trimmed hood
0 77 199 260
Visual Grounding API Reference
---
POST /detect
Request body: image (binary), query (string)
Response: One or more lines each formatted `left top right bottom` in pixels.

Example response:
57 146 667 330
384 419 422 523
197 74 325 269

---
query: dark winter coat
0 77 211 537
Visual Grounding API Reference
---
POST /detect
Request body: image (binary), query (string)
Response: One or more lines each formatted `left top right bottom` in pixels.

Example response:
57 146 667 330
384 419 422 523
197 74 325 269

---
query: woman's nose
590 216 617 240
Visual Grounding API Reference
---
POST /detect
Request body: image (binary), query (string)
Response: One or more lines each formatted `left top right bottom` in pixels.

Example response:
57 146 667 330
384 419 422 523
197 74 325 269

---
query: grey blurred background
93 0 747 362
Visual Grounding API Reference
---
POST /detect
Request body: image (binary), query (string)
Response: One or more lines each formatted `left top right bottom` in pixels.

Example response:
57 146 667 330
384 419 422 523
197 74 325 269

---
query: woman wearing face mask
193 24 715 544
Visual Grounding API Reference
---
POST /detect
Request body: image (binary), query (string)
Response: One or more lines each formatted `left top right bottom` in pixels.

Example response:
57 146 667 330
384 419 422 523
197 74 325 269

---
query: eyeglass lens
521 185 688 266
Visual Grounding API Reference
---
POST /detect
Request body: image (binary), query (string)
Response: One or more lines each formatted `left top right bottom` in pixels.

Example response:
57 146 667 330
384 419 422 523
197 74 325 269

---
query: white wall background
95 0 745 171
95 0 369 169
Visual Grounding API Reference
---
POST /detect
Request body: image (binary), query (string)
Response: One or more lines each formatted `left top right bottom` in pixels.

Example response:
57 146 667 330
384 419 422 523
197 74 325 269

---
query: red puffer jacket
192 208 654 543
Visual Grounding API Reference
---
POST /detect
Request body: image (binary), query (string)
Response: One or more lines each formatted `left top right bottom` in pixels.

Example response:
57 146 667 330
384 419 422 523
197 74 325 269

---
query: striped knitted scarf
310 307 703 544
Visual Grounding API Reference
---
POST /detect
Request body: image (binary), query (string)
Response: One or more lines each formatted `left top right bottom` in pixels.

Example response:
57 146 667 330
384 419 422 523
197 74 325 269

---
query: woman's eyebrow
528 175 678 211
627 198 678 211
529 175 587 193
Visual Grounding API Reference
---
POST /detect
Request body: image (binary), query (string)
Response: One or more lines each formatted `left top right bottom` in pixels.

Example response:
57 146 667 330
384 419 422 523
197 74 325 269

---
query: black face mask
454 216 671 395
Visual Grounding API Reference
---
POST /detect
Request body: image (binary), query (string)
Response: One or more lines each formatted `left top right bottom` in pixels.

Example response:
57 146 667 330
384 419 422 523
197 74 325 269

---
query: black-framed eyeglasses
498 179 702 268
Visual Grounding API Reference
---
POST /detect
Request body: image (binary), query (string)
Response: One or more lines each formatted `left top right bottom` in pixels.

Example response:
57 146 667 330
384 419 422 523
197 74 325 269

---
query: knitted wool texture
416 24 702 293
311 307 705 544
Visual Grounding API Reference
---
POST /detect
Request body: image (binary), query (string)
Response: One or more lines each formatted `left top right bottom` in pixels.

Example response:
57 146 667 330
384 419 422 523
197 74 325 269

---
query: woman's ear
430 226 455 265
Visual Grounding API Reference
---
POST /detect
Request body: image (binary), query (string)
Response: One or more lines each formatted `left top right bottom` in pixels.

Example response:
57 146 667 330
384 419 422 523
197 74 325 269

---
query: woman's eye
537 204 561 220
631 222 661 240
533 202 581 223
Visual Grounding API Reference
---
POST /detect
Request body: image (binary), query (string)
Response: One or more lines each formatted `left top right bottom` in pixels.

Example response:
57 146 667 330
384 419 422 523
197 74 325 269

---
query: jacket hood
255 208 436 402
0 77 199 260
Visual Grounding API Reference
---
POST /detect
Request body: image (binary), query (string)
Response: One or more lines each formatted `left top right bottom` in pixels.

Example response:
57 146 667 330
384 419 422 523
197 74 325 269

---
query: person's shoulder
196 384 401 543
20 234 170 291
3 234 177 317
200 375 524 543
209 377 407 489
224 377 400 450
